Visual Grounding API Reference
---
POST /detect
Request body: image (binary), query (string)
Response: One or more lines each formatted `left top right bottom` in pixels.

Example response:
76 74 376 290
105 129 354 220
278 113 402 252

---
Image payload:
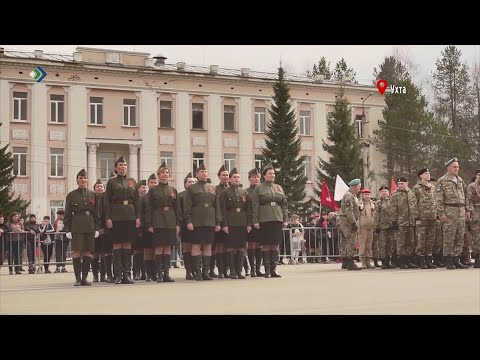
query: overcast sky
3 45 479 97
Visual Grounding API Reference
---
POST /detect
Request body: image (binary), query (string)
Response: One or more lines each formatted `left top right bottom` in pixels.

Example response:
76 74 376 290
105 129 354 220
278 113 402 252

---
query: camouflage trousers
442 207 465 257
372 232 379 258
395 226 415 256
339 225 357 258
432 221 443 255
377 229 392 258
470 221 480 256
415 221 435 256
461 228 472 258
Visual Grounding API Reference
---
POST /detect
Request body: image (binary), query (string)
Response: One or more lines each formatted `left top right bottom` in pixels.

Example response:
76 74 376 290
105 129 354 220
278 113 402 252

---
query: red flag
390 176 397 194
321 179 340 211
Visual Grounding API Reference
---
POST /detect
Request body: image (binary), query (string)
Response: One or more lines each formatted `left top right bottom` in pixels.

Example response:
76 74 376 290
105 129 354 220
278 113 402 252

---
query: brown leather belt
444 204 464 208
229 208 243 213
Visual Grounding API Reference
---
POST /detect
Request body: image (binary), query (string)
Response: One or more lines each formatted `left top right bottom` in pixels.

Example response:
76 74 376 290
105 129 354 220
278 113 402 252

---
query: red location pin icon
377 79 387 95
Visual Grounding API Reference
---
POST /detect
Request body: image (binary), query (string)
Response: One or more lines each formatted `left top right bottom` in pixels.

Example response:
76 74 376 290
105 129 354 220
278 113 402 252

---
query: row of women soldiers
62 155 289 286
339 157 480 271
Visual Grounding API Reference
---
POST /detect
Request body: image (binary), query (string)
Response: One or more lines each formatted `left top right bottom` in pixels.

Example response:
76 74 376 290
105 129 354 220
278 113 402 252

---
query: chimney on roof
0 47 4 56
73 52 82 62
210 65 218 75
145 58 154 67
313 74 325 83
153 54 167 65
177 62 186 71
241 68 250 77
34 49 44 58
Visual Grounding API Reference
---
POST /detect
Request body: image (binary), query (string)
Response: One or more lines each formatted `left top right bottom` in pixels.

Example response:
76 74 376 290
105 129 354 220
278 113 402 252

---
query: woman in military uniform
251 164 288 278
144 173 158 281
145 162 179 282
214 165 231 278
220 168 251 279
104 156 140 284
132 180 148 280
245 168 264 277
177 172 197 280
184 164 222 281
64 169 100 286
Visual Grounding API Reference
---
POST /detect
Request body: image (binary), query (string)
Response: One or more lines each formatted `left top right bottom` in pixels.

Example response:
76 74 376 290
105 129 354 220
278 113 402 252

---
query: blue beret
348 179 361 186
445 157 458 167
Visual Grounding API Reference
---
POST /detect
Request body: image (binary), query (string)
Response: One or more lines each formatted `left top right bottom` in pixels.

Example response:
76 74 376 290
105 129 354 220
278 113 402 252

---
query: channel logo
29 66 47 83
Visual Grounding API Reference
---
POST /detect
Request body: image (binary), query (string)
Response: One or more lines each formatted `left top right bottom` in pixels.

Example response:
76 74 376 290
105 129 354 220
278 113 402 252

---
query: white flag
334 175 349 201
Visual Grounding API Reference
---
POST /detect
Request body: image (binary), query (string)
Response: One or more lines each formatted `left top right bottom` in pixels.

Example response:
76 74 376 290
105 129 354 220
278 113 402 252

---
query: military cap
148 173 157 181
348 179 361 186
76 168 88 178
417 168 429 177
379 186 389 191
445 157 458 167
397 176 408 183
360 188 371 193
196 163 207 173
217 165 228 176
229 167 239 178
137 180 147 189
93 178 103 189
157 161 168 173
262 163 274 175
429 177 437 182
114 156 126 166
184 172 193 185
248 168 260 178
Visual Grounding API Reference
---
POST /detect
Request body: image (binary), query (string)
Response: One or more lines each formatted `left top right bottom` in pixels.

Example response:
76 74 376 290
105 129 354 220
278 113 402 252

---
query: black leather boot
425 255 436 269
381 258 389 269
255 248 264 276
460 253 471 266
209 254 218 278
133 253 142 280
183 252 194 280
229 252 238 279
81 257 92 286
144 260 152 282
122 249 134 284
243 255 250 276
407 256 418 268
399 255 408 269
100 256 107 282
474 253 480 268
155 254 164 282
341 257 348 269
202 256 213 280
390 253 398 268
247 249 256 277
223 252 230 278
237 251 246 279
192 255 203 281
139 253 146 280
73 257 82 286
418 255 428 269
216 253 224 279
373 258 381 268
347 257 362 270
104 255 114 283
113 249 123 284
454 256 469 269
263 251 271 278
445 255 456 270
91 257 100 282
163 254 175 282
270 250 282 278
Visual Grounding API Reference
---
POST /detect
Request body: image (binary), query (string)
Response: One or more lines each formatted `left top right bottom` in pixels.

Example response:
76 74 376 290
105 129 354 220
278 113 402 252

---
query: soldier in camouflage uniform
412 168 437 269
213 165 231 278
338 179 362 270
246 168 264 277
389 177 418 269
64 169 100 286
429 177 445 267
184 163 222 281
467 171 480 268
435 157 470 269
374 186 394 269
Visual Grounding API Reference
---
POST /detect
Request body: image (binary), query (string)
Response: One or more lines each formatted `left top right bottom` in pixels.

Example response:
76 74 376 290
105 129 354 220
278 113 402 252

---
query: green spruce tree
306 57 332 80
262 66 310 218
333 58 357 83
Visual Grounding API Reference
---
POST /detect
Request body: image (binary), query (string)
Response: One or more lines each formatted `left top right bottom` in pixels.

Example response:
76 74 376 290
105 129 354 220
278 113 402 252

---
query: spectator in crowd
304 214 319 263
54 209 69 273
327 212 340 262
24 214 40 274
0 215 6 267
317 212 331 263
6 212 25 274
288 214 304 264
39 216 55 273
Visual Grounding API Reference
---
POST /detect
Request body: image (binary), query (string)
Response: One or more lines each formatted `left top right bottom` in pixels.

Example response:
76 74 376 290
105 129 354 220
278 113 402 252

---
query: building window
160 101 173 128
299 110 311 135
13 147 27 176
50 94 64 123
50 201 64 223
193 152 204 174
255 154 264 171
50 148 64 177
90 97 103 125
123 99 136 127
254 107 266 133
355 115 363 139
224 153 236 172
224 105 235 131
192 103 204 129
303 156 311 181
160 151 173 178
99 152 117 179
13 91 28 121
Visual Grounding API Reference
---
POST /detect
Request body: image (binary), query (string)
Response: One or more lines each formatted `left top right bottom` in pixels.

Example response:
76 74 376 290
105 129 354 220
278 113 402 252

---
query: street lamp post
361 93 373 189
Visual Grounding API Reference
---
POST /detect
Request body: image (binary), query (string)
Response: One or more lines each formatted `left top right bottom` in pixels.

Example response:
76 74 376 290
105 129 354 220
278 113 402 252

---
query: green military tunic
184 180 221 228
467 181 480 257
215 183 229 243
246 185 259 242
251 181 288 224
104 174 140 221
220 184 251 248
413 181 437 256
339 189 360 258
374 197 393 258
144 182 179 230
64 187 100 234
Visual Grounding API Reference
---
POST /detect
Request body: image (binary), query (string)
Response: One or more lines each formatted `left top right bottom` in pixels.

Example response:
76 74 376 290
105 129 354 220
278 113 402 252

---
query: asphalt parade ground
1 263 479 315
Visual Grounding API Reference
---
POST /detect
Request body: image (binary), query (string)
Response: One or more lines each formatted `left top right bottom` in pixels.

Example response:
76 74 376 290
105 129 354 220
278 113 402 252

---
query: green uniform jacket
177 190 188 228
339 190 360 227
374 197 391 229
388 189 418 226
467 181 480 222
220 185 252 227
139 195 148 230
251 181 288 224
184 180 221 227
413 181 437 221
104 175 140 221
95 193 106 230
246 185 257 226
144 182 178 229
435 174 469 218
64 187 100 233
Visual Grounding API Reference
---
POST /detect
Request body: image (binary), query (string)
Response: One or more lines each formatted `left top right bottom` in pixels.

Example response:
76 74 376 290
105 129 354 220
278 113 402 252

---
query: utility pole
361 93 373 189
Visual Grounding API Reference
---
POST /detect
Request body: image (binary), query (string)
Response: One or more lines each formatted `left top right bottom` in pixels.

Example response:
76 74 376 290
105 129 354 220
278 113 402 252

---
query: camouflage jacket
435 174 469 218
388 189 418 226
467 181 480 222
374 197 391 229
339 190 359 226
413 181 437 221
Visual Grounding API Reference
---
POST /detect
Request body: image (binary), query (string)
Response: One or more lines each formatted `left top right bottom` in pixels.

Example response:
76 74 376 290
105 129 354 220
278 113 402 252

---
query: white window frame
99 152 117 180
50 200 64 222
13 92 28 121
90 97 103 125
224 153 236 173
303 156 311 181
192 103 204 130
13 147 27 177
193 152 204 174
355 115 363 139
254 154 264 171
160 151 174 179
123 99 136 127
50 94 64 123
50 148 64 177
160 101 173 128
254 107 266 133
299 110 311 136
224 105 236 131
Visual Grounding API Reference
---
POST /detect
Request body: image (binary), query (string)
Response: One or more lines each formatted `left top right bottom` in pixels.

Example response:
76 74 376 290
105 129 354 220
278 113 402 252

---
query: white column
87 143 99 181
69 85 87 191
139 90 157 181
238 96 253 185
207 95 222 174
31 83 48 219
314 102 327 179
175 92 191 181
129 144 139 180
0 80 10 147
